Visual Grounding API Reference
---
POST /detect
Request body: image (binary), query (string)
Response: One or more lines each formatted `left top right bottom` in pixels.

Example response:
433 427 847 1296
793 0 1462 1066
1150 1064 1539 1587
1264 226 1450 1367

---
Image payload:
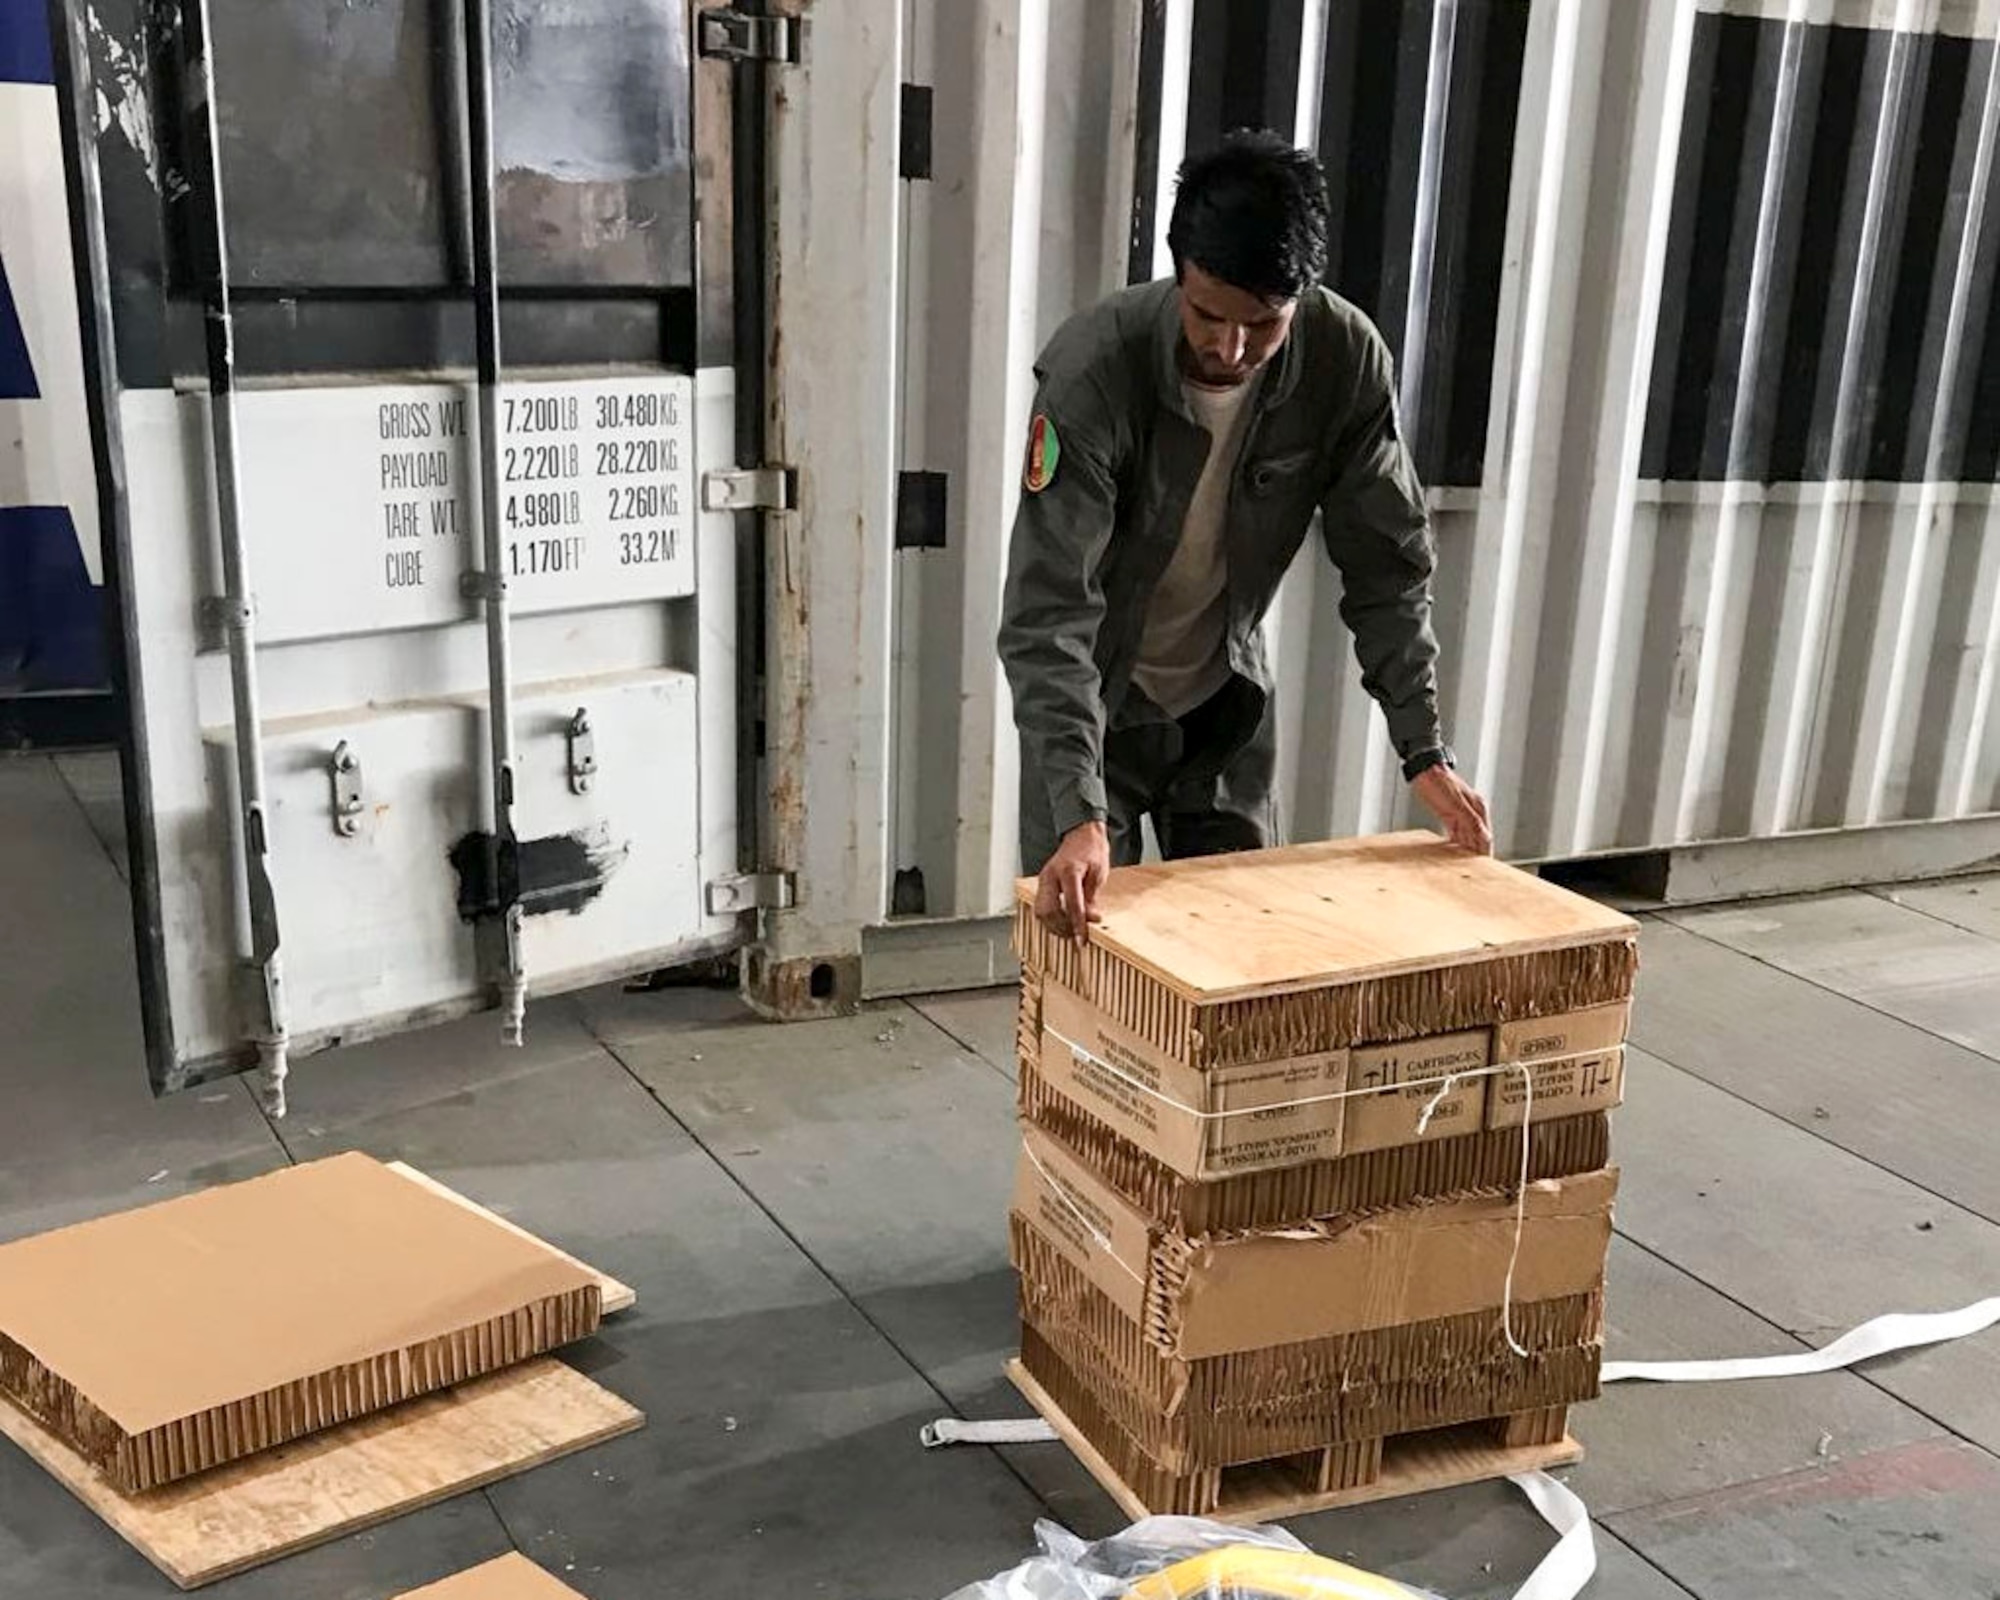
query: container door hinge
702 465 797 513
328 741 364 837
565 708 596 795
698 10 805 65
706 870 798 916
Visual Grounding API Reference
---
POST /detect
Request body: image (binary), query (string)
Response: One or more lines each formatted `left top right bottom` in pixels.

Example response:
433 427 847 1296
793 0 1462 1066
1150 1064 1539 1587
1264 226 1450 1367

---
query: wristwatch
1401 745 1455 782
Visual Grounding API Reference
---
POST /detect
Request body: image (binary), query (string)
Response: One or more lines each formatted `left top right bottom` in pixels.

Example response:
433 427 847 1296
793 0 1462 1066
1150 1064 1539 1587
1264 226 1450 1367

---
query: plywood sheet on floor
1615 1050 2000 1455
0 1359 639 1588
1630 920 2000 1221
1664 892 2000 1059
1605 1438 2000 1600
0 1455 511 1600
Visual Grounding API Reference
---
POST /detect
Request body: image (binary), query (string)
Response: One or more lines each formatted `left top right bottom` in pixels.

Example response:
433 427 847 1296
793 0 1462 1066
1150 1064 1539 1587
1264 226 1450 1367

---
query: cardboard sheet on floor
0 1152 601 1490
383 1161 638 1315
395 1550 590 1599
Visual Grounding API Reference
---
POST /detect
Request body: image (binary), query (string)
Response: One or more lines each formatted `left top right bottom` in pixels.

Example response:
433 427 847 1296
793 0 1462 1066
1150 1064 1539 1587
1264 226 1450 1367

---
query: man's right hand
1035 819 1110 946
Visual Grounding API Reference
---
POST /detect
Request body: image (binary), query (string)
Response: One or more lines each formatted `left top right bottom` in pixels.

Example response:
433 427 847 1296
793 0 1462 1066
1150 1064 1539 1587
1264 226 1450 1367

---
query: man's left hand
1411 764 1493 855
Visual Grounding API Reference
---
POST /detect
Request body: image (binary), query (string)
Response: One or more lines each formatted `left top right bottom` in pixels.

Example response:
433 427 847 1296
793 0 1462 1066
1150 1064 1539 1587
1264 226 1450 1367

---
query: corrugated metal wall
824 0 2000 935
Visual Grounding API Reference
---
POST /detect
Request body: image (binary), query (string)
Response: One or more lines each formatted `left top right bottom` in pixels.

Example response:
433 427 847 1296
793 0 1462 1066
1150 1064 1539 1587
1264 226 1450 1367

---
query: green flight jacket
999 278 1446 848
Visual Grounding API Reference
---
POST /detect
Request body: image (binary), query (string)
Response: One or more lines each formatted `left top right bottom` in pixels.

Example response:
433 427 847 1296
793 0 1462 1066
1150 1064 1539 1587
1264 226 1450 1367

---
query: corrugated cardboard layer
1013 834 1641 1002
0 1153 601 1492
1014 1124 1154 1326
1017 971 1044 1072
1157 1171 1616 1359
1018 901 1639 1071
1014 1218 1602 1470
1015 1213 1604 1410
1489 1004 1630 1128
1038 979 1349 1180
1021 1061 1611 1233
1013 1127 1615 1359
1017 1324 1228 1516
1020 1310 1600 1474
1015 1323 1593 1519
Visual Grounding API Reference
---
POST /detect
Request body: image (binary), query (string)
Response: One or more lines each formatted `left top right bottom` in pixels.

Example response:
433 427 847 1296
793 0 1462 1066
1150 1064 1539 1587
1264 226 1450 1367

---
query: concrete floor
3 750 1999 1600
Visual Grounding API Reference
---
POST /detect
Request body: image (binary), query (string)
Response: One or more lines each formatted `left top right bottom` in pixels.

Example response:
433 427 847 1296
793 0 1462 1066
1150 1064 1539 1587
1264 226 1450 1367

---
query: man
1000 131 1492 942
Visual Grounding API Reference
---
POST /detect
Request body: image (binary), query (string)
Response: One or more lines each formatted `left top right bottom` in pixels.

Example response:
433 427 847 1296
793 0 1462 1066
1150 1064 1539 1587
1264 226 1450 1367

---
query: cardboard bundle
0 1153 601 1491
1018 1061 1613 1233
1009 834 1638 1511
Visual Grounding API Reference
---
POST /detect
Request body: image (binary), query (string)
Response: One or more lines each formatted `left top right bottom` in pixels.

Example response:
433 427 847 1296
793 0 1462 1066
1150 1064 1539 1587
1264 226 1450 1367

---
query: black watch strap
1401 746 1455 782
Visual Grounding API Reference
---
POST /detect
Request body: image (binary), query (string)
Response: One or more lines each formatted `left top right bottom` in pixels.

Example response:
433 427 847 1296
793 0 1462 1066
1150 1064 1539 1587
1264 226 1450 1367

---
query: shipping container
877 0 2000 983
13 0 1999 1095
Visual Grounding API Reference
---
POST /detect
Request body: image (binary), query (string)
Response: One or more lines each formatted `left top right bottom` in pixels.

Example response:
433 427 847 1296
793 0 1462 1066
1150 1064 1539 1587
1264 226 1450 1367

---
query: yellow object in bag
1126 1544 1427 1600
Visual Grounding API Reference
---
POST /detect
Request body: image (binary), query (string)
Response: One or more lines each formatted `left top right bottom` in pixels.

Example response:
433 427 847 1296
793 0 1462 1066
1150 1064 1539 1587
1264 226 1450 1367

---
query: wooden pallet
1007 1359 1581 1525
0 1166 641 1588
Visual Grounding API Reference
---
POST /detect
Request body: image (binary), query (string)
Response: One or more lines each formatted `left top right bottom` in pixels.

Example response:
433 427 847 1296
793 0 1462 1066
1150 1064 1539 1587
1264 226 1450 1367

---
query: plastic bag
939 1516 1446 1600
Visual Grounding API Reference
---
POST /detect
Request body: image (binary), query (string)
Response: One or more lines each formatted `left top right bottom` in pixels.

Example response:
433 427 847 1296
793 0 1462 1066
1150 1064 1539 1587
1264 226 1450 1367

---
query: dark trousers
1019 675 1277 873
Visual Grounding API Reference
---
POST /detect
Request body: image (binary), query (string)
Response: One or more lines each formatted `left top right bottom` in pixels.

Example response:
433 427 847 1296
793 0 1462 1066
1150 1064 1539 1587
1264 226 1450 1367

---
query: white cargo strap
921 1417 1060 1449
1599 1295 2000 1384
1505 1470 1596 1600
921 1294 2000 1600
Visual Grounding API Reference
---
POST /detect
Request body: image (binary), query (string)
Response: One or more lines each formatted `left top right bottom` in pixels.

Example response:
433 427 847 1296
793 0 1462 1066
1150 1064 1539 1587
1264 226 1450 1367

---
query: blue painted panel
0 505 107 691
0 0 55 86
0 256 41 399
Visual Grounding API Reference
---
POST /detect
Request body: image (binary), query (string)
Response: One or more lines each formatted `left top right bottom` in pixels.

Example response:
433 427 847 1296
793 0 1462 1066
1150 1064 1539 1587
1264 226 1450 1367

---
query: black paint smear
448 829 626 921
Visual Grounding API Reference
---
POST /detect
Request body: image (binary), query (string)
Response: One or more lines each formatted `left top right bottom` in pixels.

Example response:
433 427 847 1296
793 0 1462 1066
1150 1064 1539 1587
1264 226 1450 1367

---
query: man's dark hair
1166 130 1330 302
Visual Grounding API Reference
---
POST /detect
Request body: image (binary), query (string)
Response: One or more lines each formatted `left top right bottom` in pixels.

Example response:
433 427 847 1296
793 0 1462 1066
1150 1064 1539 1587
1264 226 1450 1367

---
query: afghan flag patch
1023 413 1060 493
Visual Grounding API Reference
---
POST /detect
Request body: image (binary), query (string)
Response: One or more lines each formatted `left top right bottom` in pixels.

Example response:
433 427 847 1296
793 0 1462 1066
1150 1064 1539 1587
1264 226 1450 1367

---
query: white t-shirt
1130 375 1261 717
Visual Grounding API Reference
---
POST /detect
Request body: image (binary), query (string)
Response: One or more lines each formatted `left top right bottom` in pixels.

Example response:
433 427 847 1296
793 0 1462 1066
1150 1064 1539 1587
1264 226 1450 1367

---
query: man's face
1176 261 1297 388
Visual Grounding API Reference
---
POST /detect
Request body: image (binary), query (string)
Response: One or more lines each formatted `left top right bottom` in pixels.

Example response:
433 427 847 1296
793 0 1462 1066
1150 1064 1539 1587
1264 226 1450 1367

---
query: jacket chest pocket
1241 448 1322 503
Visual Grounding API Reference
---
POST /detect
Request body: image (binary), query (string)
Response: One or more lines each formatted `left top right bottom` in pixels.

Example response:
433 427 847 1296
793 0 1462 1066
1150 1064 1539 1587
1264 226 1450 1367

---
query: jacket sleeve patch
1023 413 1061 493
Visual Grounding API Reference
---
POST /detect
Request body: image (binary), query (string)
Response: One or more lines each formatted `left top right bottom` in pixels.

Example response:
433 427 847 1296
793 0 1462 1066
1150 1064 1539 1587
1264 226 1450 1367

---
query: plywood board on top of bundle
1014 833 1639 1003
